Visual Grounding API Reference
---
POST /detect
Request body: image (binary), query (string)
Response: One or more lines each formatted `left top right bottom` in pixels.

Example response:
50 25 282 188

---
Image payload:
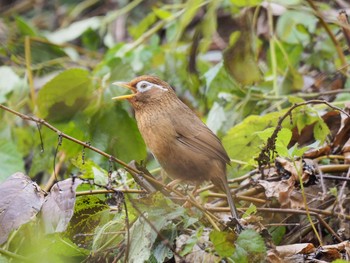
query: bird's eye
140 83 147 89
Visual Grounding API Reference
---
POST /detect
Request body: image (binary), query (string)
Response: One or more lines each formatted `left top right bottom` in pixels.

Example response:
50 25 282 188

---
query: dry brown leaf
318 240 350 261
333 117 350 151
275 157 315 184
275 243 315 257
258 179 296 208
41 178 83 233
0 172 45 244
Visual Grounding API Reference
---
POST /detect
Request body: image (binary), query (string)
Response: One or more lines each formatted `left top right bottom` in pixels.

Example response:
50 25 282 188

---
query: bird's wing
170 105 230 165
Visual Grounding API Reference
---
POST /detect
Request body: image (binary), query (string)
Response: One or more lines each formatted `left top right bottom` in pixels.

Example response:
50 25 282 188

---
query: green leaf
129 12 157 39
287 143 309 158
243 203 257 218
66 195 110 249
269 226 286 245
82 28 101 51
210 230 235 257
236 229 266 252
295 110 317 134
255 127 274 141
37 68 93 122
6 221 88 262
332 260 350 263
0 139 25 182
232 229 266 262
15 16 37 36
174 0 203 42
46 17 101 44
329 187 337 197
276 10 317 45
275 128 292 157
152 8 172 20
230 0 262 7
90 105 146 162
71 156 108 184
223 111 284 163
314 120 330 143
272 0 302 5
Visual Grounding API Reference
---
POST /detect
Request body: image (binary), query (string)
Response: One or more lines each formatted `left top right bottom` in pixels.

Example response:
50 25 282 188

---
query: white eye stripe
136 80 168 93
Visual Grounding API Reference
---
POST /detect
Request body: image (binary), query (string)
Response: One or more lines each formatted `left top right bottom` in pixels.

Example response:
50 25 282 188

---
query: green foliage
332 260 350 263
6 221 88 263
231 229 266 262
243 203 257 218
222 111 283 164
276 10 318 45
209 230 236 257
37 68 94 122
269 226 286 245
90 104 146 162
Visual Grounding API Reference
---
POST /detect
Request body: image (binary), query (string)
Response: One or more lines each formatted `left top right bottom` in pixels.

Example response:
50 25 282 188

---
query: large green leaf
37 68 93 122
90 105 146 162
209 230 235 257
222 111 284 162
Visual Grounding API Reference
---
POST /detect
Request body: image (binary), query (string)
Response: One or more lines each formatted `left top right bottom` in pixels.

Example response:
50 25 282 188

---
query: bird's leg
181 183 200 208
221 179 244 233
166 178 183 190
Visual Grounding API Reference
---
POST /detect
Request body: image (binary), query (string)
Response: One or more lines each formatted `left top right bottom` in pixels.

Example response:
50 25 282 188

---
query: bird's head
112 76 175 108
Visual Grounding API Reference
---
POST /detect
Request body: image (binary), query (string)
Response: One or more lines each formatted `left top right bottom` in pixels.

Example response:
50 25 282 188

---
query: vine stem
0 104 140 174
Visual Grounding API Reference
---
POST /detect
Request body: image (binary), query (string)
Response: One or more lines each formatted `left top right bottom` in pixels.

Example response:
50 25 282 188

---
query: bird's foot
166 179 183 190
228 217 244 233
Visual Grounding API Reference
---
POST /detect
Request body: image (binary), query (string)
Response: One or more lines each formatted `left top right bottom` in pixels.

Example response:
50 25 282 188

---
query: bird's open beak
112 82 137 100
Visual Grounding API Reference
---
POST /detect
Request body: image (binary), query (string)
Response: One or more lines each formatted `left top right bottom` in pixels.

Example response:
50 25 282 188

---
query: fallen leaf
275 243 315 257
0 172 45 244
41 178 83 233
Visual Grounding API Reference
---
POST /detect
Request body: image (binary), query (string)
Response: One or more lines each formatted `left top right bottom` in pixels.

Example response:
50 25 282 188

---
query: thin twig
76 189 146 196
0 104 141 174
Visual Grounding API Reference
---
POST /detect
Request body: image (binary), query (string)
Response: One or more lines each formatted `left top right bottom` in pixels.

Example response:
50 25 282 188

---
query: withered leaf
41 178 83 233
275 243 315 258
0 172 45 244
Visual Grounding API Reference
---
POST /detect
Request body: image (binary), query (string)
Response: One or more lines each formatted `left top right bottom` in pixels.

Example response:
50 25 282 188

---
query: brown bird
112 76 240 227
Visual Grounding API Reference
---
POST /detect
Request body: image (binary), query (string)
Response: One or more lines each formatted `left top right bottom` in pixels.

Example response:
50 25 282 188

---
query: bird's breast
135 110 176 158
